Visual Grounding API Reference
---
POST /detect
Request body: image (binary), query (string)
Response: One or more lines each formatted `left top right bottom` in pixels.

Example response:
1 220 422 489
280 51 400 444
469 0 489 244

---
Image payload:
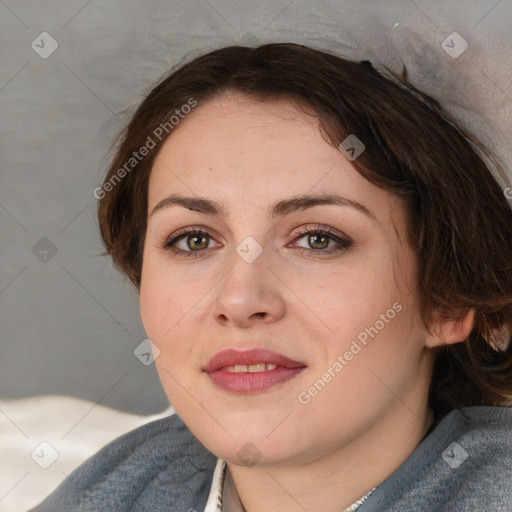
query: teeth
223 363 278 373
249 363 266 373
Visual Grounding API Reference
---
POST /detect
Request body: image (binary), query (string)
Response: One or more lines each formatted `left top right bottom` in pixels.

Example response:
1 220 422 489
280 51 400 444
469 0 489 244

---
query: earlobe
426 308 476 348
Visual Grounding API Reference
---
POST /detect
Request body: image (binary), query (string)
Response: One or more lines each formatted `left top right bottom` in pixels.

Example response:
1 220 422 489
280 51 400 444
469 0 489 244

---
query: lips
204 348 306 372
204 348 307 393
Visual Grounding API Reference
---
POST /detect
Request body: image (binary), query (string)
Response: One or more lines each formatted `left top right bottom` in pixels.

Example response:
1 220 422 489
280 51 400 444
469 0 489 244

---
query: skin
139 92 474 512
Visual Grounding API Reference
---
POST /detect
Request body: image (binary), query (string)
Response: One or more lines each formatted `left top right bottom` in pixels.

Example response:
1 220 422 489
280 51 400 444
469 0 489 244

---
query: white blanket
0 396 173 512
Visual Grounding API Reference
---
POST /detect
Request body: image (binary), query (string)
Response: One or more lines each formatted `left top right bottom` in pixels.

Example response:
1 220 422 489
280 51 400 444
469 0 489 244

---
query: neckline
222 463 377 512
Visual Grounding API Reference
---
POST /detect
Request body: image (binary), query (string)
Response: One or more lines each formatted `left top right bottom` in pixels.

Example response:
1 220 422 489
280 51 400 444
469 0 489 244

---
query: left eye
291 229 352 254
295 231 339 250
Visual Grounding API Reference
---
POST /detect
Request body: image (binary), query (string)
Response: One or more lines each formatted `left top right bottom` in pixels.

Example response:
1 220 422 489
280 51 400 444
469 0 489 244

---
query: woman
32 43 512 511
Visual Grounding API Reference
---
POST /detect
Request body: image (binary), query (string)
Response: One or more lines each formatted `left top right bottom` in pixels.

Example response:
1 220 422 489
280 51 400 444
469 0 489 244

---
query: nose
213 249 286 328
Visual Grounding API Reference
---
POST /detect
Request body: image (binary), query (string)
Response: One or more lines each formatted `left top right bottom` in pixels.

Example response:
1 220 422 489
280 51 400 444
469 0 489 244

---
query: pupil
189 234 208 250
309 233 328 249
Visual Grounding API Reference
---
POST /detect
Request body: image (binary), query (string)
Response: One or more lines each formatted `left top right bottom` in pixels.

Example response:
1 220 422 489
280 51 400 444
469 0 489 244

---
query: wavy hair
97 43 512 419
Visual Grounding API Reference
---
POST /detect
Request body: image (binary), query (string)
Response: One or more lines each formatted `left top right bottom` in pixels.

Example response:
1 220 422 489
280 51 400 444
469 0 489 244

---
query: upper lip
204 348 306 372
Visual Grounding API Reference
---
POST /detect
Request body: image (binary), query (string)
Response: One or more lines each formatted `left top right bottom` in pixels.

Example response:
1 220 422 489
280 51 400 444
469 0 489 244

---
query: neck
226 394 434 512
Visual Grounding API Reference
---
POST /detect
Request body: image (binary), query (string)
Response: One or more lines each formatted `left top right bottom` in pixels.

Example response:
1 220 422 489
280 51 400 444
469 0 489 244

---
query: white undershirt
204 459 225 512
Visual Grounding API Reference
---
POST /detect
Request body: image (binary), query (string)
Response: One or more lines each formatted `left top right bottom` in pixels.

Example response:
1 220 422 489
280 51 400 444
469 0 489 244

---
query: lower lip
207 367 306 393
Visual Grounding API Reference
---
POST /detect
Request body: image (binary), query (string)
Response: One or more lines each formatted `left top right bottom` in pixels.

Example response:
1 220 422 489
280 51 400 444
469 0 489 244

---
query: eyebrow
150 193 376 220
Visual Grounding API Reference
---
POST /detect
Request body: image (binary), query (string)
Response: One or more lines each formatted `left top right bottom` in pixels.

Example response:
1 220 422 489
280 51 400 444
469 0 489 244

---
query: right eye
162 228 222 258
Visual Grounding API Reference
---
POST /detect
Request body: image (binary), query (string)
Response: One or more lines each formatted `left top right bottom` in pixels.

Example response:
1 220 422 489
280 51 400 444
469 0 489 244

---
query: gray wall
1 0 511 414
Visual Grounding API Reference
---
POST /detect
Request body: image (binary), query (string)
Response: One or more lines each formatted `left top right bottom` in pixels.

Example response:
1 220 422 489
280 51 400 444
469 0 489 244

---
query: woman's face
140 93 433 467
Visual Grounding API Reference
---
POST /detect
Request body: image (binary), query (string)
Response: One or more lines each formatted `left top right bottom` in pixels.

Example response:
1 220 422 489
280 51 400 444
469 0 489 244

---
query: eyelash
161 224 353 259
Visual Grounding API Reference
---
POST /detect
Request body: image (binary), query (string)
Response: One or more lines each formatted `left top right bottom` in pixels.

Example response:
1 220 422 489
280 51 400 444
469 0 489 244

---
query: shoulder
430 406 512 511
364 406 512 512
29 412 217 512
435 405 512 473
431 404 512 448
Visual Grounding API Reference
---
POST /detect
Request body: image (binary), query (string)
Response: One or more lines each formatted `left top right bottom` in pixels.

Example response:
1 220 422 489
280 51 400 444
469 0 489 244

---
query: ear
426 307 475 348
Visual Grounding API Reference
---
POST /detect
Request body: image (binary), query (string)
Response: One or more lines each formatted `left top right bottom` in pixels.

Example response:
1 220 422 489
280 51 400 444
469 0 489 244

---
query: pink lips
204 348 306 394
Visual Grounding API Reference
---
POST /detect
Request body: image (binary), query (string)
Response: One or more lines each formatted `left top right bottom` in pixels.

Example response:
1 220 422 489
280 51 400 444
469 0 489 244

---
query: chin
211 438 293 468
192 416 298 464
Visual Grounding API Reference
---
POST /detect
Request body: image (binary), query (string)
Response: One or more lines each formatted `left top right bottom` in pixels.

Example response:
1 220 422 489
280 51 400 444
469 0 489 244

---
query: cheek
140 261 177 342
308 250 423 364
139 259 209 355
304 256 402 333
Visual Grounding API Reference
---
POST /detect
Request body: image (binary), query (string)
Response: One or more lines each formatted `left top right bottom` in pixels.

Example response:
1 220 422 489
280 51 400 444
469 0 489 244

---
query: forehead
148 93 406 234
156 93 329 173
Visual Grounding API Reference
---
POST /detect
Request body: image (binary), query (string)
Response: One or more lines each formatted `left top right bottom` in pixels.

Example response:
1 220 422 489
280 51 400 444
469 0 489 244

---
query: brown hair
98 43 512 419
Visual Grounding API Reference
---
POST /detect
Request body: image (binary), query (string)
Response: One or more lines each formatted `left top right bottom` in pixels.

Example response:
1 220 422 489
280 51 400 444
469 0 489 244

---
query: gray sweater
30 406 512 511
